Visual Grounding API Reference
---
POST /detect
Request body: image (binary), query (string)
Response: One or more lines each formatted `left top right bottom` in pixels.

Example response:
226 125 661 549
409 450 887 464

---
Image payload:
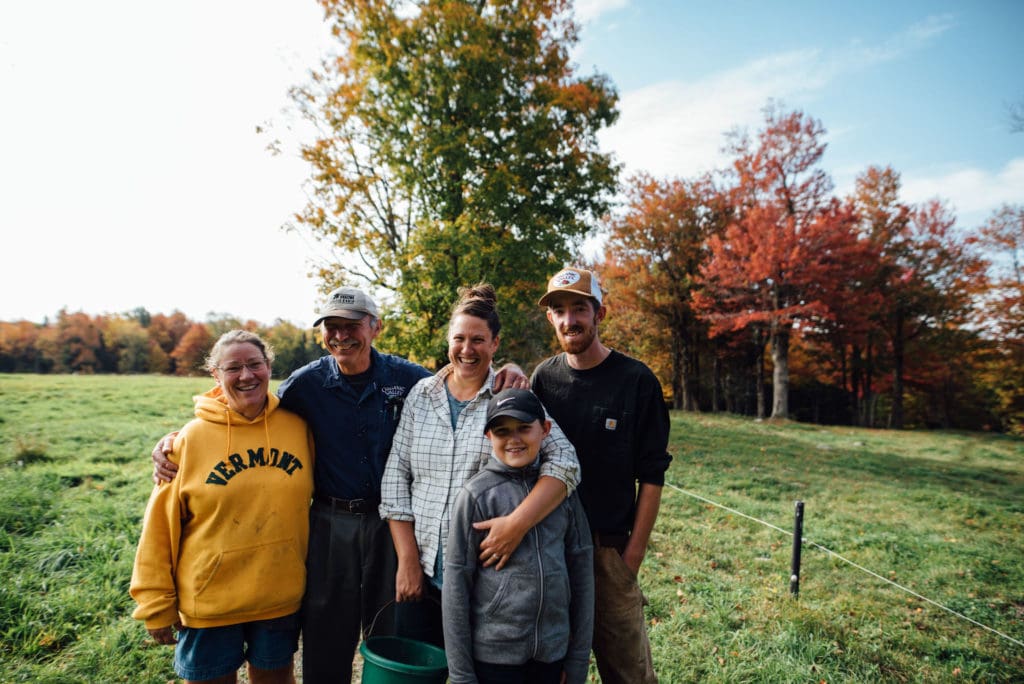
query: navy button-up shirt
277 348 431 500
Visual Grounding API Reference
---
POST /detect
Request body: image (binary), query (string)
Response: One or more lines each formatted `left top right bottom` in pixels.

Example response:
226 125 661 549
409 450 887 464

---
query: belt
593 532 629 551
312 492 380 514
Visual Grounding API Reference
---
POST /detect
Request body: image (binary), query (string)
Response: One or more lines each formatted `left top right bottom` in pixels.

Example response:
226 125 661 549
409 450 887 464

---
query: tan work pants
591 545 657 684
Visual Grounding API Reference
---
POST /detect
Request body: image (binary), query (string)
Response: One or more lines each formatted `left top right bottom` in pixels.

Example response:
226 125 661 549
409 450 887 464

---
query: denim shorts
174 613 300 680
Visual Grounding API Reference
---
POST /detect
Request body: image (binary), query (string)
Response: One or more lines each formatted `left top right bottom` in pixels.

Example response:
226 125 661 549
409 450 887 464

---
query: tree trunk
850 343 862 426
683 339 700 411
770 326 790 419
755 343 766 420
863 337 875 428
891 309 905 429
671 334 684 410
712 355 722 412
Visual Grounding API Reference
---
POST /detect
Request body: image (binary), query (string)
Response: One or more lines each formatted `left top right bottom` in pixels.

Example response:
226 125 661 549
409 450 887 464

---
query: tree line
0 309 323 380
598 104 1023 435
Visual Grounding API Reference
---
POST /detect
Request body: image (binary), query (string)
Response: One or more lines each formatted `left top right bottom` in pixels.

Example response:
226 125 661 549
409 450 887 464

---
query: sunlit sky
1 0 1021 327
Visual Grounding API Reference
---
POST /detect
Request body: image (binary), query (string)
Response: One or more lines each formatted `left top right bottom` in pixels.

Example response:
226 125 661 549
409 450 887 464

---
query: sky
1 0 1021 327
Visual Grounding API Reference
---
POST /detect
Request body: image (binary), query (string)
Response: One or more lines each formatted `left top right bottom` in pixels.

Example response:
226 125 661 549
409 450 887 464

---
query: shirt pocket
589 406 630 450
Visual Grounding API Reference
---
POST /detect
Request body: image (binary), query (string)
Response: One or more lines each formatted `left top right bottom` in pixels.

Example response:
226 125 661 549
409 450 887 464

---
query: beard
556 325 597 355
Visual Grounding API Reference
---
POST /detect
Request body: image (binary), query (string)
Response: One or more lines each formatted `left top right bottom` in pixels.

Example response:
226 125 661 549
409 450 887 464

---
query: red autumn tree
41 310 105 373
840 165 913 425
695 105 875 419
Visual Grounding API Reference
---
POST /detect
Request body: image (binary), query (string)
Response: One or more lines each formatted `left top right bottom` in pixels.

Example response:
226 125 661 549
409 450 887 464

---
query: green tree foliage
264 320 326 378
291 0 619 366
102 317 151 374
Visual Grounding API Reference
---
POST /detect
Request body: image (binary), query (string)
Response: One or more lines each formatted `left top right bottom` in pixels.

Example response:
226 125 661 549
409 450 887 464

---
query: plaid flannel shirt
379 365 580 578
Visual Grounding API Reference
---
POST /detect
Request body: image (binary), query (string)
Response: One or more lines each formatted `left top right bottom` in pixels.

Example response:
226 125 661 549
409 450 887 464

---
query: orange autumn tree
977 204 1024 432
845 165 913 425
601 173 726 409
170 323 213 376
694 105 875 419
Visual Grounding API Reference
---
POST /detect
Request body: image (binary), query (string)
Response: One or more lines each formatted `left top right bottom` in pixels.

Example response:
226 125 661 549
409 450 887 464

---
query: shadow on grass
672 415 1024 513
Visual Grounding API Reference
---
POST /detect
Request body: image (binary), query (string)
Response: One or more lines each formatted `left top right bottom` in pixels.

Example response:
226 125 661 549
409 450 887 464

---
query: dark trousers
474 658 565 684
394 582 444 648
301 502 397 684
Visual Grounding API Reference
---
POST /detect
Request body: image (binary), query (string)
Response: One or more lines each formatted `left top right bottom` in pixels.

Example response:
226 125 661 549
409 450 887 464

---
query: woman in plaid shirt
379 283 580 647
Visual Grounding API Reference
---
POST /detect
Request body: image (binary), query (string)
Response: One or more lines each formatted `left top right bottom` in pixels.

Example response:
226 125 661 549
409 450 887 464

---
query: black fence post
790 500 804 597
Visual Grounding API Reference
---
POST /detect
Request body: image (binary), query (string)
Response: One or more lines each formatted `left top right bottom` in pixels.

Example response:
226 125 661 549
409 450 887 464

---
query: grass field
1 373 1022 682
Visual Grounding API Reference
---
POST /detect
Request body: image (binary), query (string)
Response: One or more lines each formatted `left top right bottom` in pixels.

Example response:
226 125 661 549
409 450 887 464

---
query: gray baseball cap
313 287 380 326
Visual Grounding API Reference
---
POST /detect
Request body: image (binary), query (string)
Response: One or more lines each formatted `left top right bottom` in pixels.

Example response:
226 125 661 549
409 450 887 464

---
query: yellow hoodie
130 386 314 630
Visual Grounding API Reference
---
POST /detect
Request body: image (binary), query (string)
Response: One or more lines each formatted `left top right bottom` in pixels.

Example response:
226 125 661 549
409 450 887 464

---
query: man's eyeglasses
217 359 267 375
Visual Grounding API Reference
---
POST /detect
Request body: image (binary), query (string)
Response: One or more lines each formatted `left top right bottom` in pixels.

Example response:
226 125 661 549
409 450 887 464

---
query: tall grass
0 374 1021 682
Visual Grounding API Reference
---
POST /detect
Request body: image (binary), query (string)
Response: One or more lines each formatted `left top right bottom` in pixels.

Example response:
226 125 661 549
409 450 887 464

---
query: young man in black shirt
531 267 672 684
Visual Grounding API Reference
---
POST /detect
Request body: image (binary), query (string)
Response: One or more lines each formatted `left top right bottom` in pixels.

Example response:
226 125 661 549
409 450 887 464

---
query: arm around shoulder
536 416 580 494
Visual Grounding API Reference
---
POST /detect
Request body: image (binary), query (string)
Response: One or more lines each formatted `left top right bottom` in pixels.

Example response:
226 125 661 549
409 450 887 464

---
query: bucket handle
366 594 443 639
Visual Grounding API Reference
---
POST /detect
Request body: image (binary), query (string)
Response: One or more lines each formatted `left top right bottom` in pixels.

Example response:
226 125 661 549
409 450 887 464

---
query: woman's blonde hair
204 329 275 373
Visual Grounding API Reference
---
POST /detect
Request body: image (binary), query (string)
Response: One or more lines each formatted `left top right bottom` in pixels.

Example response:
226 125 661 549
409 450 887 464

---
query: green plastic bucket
359 636 449 684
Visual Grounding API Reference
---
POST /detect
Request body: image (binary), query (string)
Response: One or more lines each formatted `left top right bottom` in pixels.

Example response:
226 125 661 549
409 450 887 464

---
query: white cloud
599 49 832 179
901 158 1024 228
841 13 955 67
598 14 956 180
573 0 631 25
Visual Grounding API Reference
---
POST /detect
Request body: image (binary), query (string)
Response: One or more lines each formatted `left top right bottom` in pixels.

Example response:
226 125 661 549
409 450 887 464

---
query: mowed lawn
0 373 1021 682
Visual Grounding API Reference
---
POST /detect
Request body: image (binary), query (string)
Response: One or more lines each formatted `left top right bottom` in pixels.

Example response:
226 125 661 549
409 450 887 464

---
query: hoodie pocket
477 571 535 642
189 539 305 619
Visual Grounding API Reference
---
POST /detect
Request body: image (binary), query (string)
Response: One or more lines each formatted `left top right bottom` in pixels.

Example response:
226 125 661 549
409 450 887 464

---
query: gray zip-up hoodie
442 454 594 683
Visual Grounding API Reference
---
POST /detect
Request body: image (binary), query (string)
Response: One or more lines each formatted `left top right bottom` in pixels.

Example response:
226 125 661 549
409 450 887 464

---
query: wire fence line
663 481 1024 649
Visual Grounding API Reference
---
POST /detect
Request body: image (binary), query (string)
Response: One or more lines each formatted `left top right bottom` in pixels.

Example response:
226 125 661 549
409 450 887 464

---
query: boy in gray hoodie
442 389 594 684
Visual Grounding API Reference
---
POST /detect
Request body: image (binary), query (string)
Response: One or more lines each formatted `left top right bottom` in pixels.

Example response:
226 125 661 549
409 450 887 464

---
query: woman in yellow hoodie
131 330 314 684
